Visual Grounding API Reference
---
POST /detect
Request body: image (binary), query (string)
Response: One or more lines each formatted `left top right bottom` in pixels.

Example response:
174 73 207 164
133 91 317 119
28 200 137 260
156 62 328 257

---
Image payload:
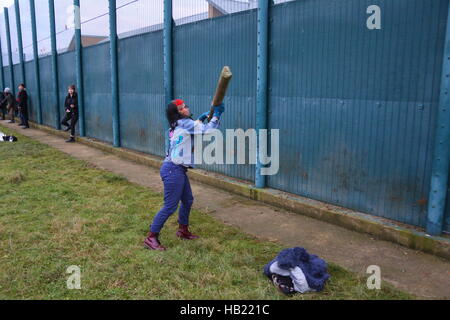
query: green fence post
163 0 173 153
109 0 120 147
29 0 42 124
255 0 270 188
4 7 15 96
426 3 450 236
14 0 25 84
73 0 85 136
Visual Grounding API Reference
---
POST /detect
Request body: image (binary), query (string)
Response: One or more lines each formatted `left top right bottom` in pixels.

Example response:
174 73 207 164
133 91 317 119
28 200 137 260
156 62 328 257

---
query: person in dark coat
61 84 79 143
17 83 29 129
0 90 6 120
1 88 16 123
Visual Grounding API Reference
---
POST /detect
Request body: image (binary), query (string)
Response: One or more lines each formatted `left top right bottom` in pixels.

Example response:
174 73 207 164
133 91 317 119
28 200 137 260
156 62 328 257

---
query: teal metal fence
0 0 449 235
118 30 165 156
267 0 448 231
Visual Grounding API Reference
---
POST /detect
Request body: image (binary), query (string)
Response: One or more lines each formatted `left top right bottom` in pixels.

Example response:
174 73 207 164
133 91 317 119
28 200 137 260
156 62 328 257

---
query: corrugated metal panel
3 65 12 90
82 43 113 143
25 60 37 122
267 0 448 228
39 55 56 128
58 51 77 132
118 31 165 157
12 63 23 90
173 9 257 182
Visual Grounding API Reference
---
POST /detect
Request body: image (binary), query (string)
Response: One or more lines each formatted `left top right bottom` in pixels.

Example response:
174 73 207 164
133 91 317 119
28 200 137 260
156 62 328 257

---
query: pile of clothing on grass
263 247 330 295
0 131 17 142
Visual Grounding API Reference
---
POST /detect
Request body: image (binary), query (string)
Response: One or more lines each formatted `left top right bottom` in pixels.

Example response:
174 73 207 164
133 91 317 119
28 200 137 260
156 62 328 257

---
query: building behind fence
0 0 449 236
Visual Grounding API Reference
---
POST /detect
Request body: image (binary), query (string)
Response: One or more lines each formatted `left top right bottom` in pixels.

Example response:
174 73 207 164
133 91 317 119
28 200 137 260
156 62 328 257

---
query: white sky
0 0 14 8
0 0 211 63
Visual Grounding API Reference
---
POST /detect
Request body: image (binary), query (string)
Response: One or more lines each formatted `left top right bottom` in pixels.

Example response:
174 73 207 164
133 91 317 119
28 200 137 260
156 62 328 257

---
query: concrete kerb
25 121 450 260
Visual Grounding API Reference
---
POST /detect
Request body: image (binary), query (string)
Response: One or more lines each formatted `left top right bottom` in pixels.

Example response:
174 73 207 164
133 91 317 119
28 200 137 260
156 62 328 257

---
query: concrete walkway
2 121 449 299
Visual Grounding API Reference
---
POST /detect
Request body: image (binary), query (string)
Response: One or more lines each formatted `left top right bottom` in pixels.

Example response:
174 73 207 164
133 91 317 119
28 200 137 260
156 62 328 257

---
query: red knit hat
172 99 184 106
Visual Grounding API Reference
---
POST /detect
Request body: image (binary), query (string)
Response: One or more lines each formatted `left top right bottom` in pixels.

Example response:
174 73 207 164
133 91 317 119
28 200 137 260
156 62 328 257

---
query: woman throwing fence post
143 99 225 251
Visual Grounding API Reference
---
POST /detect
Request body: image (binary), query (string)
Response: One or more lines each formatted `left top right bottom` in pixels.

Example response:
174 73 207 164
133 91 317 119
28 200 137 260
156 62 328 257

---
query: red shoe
144 232 166 251
176 224 199 240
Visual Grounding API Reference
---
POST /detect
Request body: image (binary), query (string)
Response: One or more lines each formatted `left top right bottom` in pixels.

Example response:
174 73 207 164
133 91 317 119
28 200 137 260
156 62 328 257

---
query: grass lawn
0 125 413 300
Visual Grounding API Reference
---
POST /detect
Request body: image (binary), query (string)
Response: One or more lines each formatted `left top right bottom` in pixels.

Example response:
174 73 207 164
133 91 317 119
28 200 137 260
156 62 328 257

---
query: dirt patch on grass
7 171 26 184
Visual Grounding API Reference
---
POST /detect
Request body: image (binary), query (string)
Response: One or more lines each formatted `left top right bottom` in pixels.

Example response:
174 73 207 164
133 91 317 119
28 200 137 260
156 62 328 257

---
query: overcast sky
0 0 210 64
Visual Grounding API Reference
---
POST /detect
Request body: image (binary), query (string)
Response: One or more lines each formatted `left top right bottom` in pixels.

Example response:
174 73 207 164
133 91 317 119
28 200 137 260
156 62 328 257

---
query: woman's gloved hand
213 103 225 118
197 111 210 122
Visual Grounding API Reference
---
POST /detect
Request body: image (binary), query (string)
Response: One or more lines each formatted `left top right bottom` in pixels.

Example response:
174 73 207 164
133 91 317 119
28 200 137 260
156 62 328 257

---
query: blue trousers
150 161 194 233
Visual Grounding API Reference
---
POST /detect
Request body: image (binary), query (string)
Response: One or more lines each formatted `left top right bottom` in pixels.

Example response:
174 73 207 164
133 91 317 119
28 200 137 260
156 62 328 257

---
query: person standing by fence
0 90 6 120
1 88 16 123
144 99 225 251
61 85 79 143
17 84 29 129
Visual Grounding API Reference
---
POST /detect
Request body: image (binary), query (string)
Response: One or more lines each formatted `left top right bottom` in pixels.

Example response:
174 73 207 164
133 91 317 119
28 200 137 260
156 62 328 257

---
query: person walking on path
61 85 79 143
17 84 29 129
144 99 225 251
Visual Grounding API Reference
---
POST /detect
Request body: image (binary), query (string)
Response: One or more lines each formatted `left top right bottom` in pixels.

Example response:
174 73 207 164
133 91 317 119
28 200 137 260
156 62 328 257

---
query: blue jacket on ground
263 247 330 292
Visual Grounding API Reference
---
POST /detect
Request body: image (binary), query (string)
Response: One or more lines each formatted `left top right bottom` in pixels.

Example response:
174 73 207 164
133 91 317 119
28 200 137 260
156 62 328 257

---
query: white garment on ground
269 261 312 293
290 266 313 293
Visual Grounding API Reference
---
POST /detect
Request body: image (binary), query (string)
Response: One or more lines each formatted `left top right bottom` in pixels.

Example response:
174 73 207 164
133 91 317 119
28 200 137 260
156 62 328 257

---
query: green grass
0 125 413 300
